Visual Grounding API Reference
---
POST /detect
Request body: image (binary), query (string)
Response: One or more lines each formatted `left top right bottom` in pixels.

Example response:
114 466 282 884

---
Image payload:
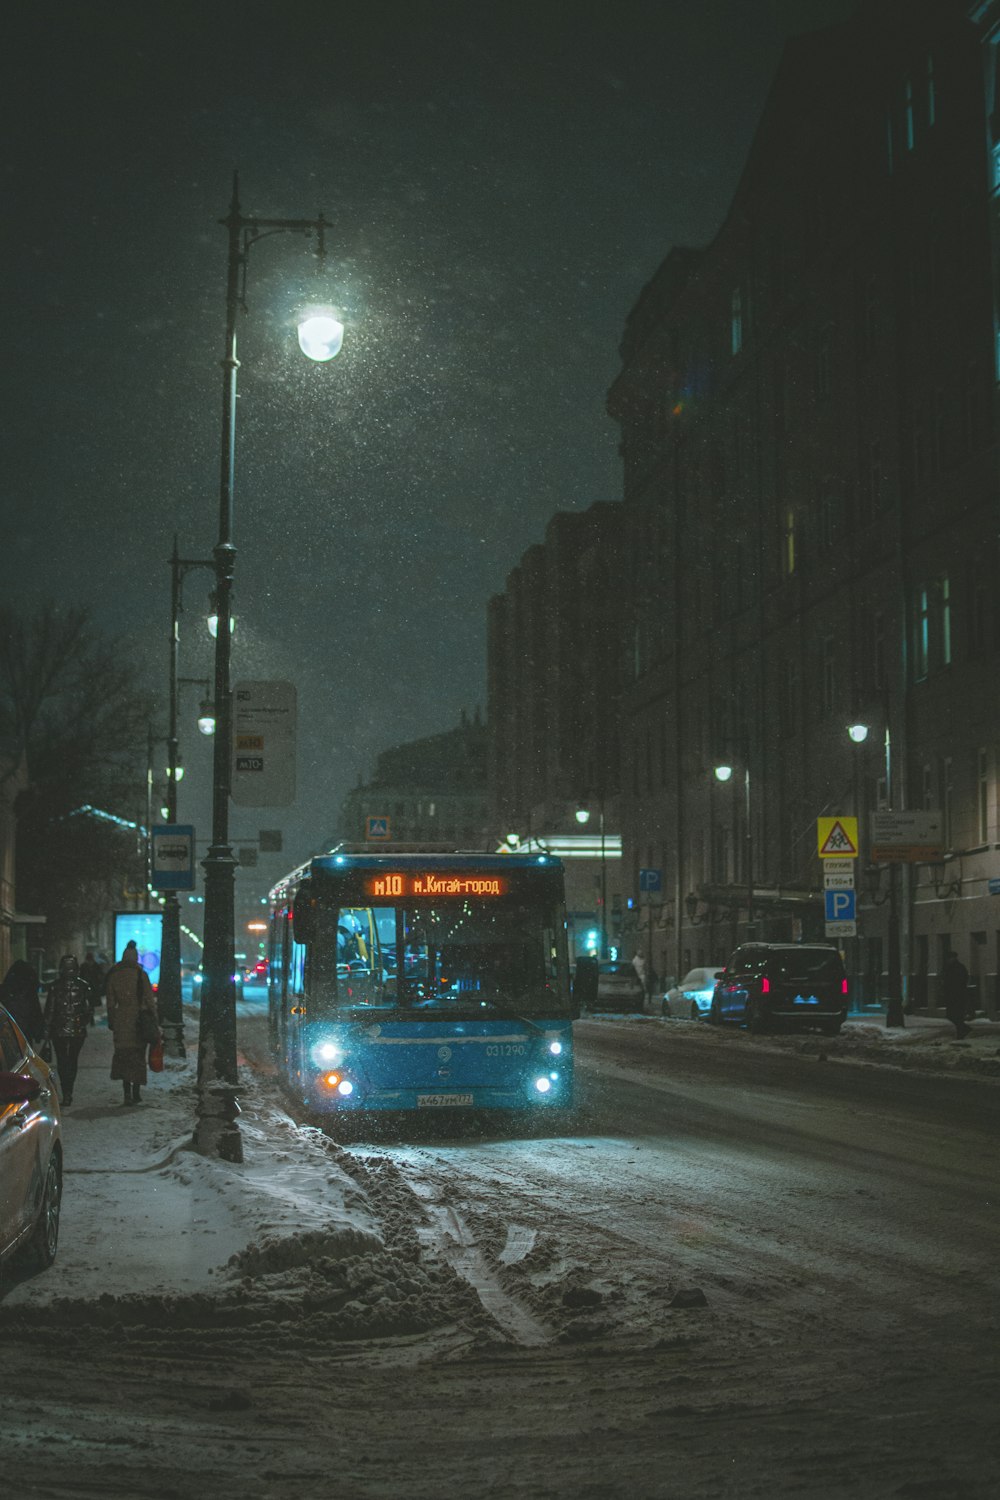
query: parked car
711 943 848 1034
661 966 726 1020
0 1004 62 1272
595 960 646 1011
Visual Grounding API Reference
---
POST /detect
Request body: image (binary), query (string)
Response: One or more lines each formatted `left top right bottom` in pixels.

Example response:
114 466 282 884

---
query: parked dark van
711 944 848 1035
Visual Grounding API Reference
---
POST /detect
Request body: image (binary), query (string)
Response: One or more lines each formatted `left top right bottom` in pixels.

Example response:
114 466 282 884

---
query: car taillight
761 977 770 994
842 978 849 995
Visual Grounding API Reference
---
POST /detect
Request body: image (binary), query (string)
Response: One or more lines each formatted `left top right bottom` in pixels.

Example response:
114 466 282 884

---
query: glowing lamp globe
297 314 344 362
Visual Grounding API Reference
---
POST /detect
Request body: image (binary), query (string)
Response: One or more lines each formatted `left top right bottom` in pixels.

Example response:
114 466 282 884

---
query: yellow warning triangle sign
817 817 858 857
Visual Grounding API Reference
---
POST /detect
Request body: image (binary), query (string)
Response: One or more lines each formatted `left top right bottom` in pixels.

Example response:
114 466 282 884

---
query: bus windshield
309 899 570 1019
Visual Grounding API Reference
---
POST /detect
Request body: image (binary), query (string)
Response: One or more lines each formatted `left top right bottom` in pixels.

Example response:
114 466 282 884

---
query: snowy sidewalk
2 1007 380 1309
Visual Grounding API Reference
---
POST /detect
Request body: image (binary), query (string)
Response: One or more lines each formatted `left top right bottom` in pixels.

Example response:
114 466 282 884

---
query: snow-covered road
3 1011 998 1498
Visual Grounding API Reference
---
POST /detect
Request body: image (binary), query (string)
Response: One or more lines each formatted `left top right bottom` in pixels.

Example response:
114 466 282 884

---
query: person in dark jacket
79 950 105 1006
940 950 971 1039
43 954 95 1106
0 959 46 1045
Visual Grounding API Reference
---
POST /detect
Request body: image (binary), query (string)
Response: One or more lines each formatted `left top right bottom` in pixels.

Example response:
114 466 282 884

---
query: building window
818 493 836 551
915 588 929 681
941 576 952 667
963 360 988 453
873 611 887 693
859 272 878 360
972 580 989 655
859 439 881 524
922 762 934 811
731 287 744 356
821 636 836 716
940 756 954 848
816 327 832 400
978 748 990 845
773 360 786 437
782 510 797 576
911 399 928 489
904 77 915 151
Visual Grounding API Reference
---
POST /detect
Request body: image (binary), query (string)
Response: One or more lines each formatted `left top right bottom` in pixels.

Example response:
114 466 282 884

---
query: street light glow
297 313 344 362
848 723 870 743
197 700 216 736
714 763 734 782
575 805 591 825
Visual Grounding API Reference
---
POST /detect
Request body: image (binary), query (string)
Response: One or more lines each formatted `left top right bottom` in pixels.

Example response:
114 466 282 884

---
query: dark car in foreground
0 1005 62 1272
711 943 848 1035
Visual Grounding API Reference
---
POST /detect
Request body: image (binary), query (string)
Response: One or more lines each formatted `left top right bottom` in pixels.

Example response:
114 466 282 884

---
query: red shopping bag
148 1037 165 1073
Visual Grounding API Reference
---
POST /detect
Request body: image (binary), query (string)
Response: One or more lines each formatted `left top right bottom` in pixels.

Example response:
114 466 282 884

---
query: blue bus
267 850 575 1114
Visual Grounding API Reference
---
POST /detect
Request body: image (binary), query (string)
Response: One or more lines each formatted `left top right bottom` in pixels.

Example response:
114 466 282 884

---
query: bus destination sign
365 873 510 899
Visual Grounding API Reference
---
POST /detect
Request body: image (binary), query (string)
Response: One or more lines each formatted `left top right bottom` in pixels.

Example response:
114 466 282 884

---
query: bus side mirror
292 886 315 945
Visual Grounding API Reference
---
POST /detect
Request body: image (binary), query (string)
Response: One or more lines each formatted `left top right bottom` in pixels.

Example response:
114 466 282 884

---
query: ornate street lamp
198 175 343 1161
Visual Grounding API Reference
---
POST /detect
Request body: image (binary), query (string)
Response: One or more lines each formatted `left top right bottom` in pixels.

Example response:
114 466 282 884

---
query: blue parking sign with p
824 888 856 922
639 868 662 893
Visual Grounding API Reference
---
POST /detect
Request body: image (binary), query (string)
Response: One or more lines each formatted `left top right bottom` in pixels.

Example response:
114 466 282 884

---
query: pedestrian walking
105 941 159 1105
42 954 95 1106
940 950 971 1039
79 949 105 1007
0 959 46 1046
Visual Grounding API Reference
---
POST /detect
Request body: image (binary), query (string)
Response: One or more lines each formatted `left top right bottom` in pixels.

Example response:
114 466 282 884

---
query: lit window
731 287 743 356
782 510 796 576
905 78 915 151
916 588 929 680
941 576 951 667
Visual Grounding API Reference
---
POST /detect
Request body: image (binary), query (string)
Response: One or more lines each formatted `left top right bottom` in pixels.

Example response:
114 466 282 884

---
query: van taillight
761 977 770 994
842 978 849 995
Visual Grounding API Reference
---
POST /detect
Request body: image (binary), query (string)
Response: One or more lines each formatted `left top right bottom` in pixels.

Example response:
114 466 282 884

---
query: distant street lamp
847 706 904 1028
576 794 607 958
714 758 755 940
199 174 343 1161
160 536 215 1060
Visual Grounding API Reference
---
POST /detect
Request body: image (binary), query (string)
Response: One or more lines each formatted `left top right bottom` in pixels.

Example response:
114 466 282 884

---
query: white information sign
232 680 297 807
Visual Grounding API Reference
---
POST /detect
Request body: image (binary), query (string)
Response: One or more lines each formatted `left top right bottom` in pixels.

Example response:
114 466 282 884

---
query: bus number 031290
485 1044 527 1058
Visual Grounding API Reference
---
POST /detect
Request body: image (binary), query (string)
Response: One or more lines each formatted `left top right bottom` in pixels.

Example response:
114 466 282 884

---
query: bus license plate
417 1094 473 1108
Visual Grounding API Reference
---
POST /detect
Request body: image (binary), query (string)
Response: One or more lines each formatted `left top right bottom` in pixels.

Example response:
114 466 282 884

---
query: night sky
2 0 856 891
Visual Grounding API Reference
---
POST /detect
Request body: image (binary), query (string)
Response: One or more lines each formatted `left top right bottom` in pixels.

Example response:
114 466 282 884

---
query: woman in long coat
105 942 159 1104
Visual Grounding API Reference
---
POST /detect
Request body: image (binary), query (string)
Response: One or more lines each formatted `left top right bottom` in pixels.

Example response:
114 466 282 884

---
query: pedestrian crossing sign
366 816 391 840
817 817 859 858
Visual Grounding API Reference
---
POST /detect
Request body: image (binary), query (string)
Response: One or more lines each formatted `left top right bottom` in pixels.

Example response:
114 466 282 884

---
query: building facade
337 709 489 850
608 1 1000 1006
486 501 632 955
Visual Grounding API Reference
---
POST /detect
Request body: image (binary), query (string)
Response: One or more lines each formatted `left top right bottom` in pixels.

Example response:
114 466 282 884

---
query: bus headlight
337 1080 354 1097
548 1041 563 1056
534 1077 552 1094
312 1039 344 1067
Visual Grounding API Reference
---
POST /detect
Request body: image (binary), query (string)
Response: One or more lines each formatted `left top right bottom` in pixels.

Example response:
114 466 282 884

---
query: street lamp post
714 761 755 941
847 709 904 1028
575 794 607 957
197 175 342 1160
